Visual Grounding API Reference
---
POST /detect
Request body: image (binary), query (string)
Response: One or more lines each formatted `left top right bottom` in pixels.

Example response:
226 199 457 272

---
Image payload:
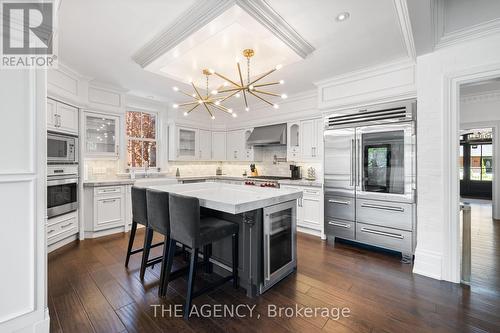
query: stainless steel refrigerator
323 100 417 261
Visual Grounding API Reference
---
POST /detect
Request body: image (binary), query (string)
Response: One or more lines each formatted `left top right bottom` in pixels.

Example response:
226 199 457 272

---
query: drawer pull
328 199 351 205
328 221 351 229
102 199 117 203
360 203 404 212
101 188 118 192
61 222 73 228
360 227 404 239
47 229 55 234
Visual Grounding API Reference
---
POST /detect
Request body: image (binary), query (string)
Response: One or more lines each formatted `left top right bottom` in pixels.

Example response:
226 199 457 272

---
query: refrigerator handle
356 139 361 186
350 139 355 186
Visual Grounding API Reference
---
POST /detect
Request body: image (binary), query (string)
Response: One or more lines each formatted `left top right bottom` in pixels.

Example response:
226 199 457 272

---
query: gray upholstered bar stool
125 186 162 279
163 193 239 319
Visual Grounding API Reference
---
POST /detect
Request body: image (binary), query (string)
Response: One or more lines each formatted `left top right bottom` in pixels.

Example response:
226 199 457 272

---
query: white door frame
443 63 500 283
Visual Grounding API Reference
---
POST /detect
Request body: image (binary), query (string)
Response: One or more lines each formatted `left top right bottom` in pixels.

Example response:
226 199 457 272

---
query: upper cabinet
172 126 198 161
298 118 323 161
198 129 212 160
47 98 79 135
287 122 300 161
226 130 245 161
211 131 226 161
84 112 120 158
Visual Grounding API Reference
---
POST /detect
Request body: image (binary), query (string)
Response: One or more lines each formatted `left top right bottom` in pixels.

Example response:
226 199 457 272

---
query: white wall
0 69 49 331
414 33 500 282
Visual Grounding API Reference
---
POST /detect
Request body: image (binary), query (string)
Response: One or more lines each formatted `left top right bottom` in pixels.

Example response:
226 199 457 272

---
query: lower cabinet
84 184 130 237
47 211 79 251
281 185 324 238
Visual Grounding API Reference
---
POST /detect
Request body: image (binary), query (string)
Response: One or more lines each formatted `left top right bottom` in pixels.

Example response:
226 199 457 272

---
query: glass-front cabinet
85 112 120 158
176 126 198 160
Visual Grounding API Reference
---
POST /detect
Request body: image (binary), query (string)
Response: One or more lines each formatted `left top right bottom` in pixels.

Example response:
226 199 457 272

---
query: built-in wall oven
47 165 78 218
261 200 297 293
47 132 78 164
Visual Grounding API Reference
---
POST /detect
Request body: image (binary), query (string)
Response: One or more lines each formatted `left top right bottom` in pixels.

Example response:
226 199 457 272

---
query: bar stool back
165 193 239 319
125 186 148 267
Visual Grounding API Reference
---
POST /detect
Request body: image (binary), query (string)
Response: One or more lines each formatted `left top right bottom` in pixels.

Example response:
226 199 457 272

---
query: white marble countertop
148 182 303 214
174 175 323 187
83 179 135 187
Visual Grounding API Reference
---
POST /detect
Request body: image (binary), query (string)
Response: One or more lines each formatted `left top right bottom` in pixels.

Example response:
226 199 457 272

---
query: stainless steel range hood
247 123 287 146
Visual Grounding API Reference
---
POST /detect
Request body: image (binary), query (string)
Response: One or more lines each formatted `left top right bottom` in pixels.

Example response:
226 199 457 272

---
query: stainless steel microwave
47 132 78 164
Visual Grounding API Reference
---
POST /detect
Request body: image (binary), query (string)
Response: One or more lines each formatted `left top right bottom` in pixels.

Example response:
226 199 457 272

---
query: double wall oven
47 132 79 219
324 100 416 259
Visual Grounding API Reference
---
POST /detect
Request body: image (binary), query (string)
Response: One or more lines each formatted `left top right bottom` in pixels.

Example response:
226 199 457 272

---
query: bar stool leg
160 238 177 297
232 233 239 289
140 227 154 280
203 244 212 273
125 221 137 267
158 235 170 296
184 248 198 319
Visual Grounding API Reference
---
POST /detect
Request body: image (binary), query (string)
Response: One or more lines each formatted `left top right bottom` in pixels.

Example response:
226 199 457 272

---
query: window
126 111 157 168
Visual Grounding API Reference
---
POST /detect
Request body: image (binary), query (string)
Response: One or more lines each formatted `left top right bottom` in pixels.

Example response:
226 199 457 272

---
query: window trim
125 110 159 171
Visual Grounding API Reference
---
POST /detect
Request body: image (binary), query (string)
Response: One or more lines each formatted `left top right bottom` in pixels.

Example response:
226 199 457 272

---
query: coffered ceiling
58 0 413 104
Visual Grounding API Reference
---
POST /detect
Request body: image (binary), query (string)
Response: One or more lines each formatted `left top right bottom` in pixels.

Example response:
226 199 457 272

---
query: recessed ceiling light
336 12 350 22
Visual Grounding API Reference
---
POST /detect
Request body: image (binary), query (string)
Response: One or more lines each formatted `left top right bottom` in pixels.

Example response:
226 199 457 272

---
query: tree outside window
126 111 157 168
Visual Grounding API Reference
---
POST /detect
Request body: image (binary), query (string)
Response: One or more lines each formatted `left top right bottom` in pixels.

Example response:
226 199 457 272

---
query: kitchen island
148 182 303 296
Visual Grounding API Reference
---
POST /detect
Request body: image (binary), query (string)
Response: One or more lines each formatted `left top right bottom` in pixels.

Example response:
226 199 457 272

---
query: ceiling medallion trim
132 0 315 68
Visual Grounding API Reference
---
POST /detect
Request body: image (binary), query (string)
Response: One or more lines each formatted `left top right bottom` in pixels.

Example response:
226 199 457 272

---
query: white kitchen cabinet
169 125 198 161
287 122 301 161
47 211 79 249
281 184 324 238
300 118 323 160
226 130 245 161
47 98 79 135
243 129 254 161
211 131 226 161
84 112 120 158
84 185 128 237
198 129 212 160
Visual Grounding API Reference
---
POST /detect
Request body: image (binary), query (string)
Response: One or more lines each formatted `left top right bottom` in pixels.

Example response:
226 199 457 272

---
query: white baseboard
47 234 78 253
297 226 322 238
84 226 126 239
412 247 443 280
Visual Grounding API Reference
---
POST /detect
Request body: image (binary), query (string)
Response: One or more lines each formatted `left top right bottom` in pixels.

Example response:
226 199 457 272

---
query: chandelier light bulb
235 57 240 63
275 64 283 70
281 94 288 99
223 81 229 87
211 89 218 95
208 68 215 74
215 101 220 106
235 93 241 98
198 100 203 104
279 80 285 85
273 104 279 109
173 104 179 109
172 86 179 91
211 115 215 120
188 78 193 83
232 113 238 118
245 107 250 112
228 108 233 113
183 112 188 116
249 85 254 90
192 93 196 97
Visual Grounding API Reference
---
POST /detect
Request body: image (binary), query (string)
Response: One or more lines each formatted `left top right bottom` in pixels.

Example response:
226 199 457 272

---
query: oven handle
47 178 78 186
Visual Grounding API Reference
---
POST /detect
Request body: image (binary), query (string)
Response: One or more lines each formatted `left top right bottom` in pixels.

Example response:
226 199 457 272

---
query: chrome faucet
144 160 150 178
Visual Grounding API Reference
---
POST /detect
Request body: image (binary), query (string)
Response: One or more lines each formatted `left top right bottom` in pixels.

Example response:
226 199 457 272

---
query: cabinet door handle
328 199 351 205
360 203 404 212
350 139 355 186
328 221 350 228
360 227 404 239
47 229 55 234
61 222 73 228
356 139 361 186
102 199 117 203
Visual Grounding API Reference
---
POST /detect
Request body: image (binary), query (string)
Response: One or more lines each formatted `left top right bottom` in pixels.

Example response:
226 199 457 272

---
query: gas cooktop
247 176 292 180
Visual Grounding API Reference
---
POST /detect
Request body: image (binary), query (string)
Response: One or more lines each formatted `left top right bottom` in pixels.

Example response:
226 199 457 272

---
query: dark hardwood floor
48 228 500 333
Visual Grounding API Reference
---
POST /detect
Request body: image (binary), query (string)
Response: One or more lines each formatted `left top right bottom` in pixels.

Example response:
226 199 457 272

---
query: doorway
460 128 493 199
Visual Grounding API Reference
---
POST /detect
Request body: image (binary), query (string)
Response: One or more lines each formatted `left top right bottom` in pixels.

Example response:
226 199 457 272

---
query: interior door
356 123 415 202
324 128 356 197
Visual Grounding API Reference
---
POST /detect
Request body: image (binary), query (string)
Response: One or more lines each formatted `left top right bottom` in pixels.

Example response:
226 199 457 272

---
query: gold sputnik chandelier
172 69 237 120
172 49 287 119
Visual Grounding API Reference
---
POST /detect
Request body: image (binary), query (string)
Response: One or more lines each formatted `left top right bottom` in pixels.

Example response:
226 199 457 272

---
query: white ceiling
443 0 500 34
58 0 409 104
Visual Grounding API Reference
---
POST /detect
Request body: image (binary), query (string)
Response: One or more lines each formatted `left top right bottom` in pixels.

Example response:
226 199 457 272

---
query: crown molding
132 0 315 68
393 0 416 60
234 0 315 59
432 0 500 50
461 90 500 104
